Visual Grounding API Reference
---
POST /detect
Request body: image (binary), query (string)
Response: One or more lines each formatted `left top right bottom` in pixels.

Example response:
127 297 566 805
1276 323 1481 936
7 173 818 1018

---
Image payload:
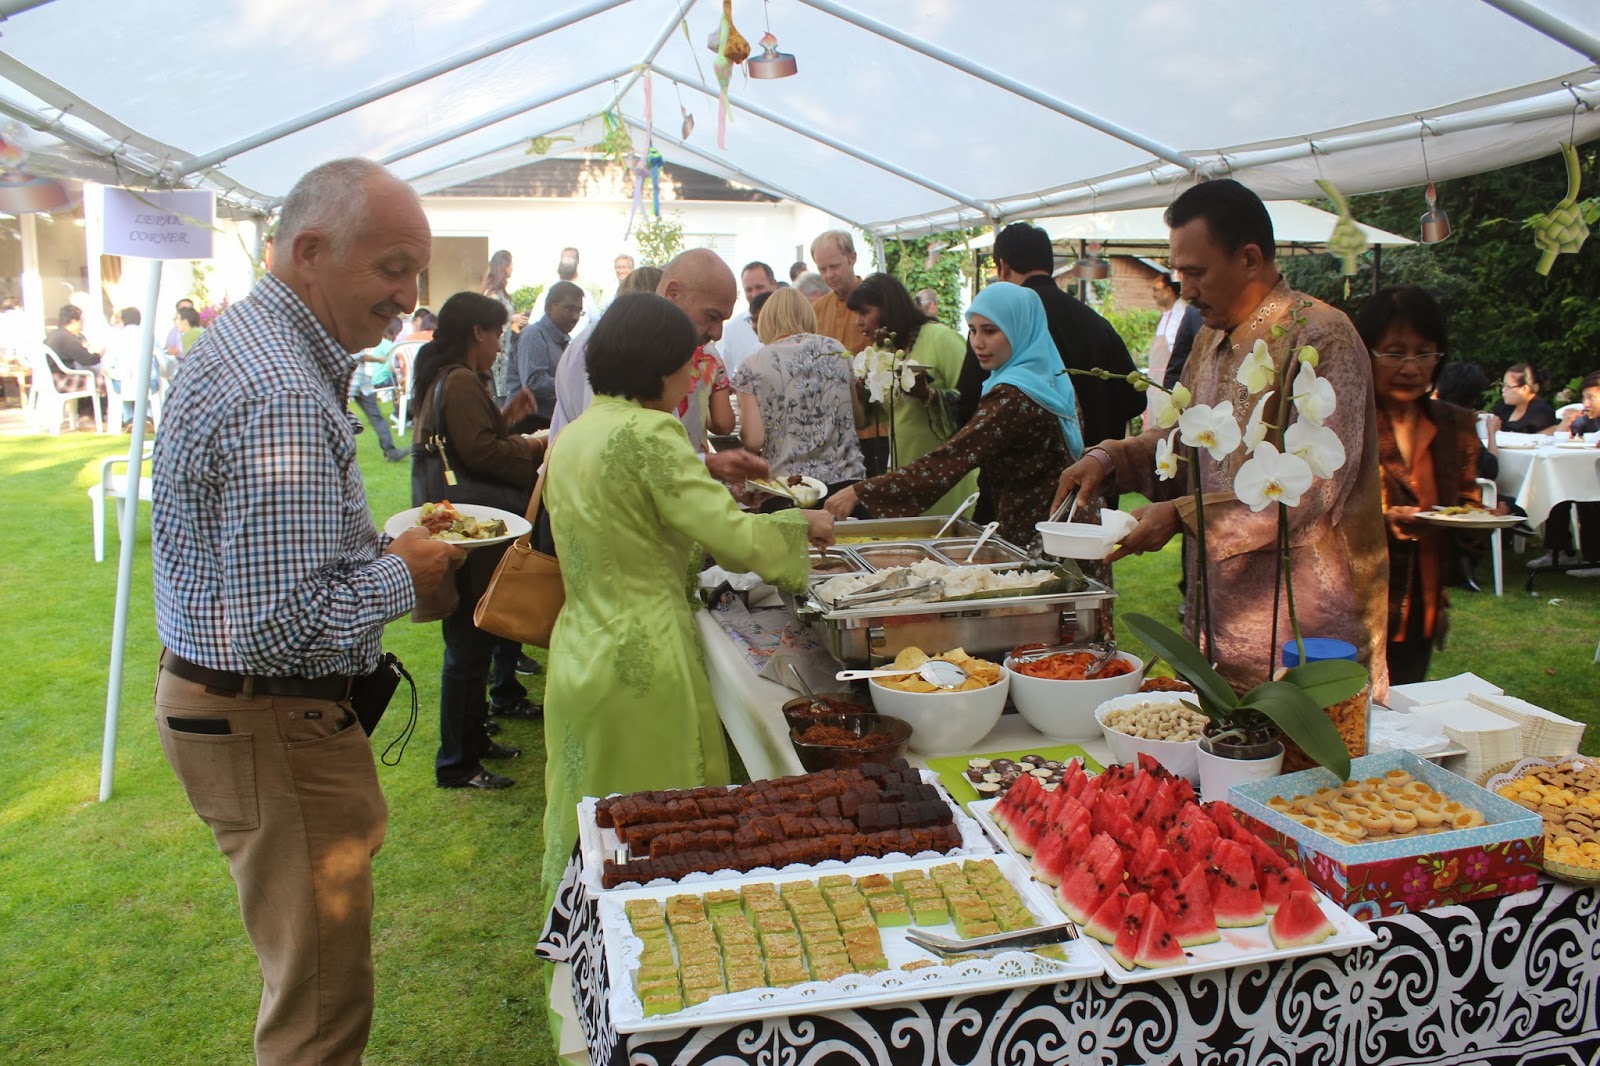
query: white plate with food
1412 507 1524 530
384 501 530 547
747 475 829 507
1557 440 1597 450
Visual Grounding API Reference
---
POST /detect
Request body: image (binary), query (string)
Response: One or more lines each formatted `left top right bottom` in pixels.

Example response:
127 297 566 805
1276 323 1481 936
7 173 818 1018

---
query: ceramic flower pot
1197 734 1284 803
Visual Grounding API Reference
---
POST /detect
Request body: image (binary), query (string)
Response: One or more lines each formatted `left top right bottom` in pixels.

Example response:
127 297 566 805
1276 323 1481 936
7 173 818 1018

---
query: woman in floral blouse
825 282 1085 549
731 287 866 490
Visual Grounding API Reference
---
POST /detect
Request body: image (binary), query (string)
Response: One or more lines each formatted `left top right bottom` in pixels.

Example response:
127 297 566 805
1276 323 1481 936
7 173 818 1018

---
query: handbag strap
525 447 548 524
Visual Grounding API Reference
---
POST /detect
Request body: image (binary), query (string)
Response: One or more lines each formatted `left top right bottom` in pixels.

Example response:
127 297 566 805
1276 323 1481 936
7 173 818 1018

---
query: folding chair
1475 478 1504 597
29 346 102 433
88 446 154 562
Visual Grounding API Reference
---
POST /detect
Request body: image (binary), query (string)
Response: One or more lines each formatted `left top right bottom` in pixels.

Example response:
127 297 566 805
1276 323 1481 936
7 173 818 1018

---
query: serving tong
906 921 1079 958
832 575 945 609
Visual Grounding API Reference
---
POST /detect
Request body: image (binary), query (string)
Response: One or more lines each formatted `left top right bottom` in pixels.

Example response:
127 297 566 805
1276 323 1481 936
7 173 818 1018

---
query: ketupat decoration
706 0 750 148
1316 179 1370 276
1531 142 1589 276
523 134 574 156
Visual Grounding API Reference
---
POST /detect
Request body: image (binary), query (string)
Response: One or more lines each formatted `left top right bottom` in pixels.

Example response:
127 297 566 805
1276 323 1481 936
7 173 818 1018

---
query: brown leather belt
161 650 354 701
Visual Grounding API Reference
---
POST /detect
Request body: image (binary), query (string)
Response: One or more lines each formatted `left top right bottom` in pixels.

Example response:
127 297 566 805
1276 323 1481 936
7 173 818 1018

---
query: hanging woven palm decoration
705 0 750 148
1316 179 1370 277
1531 142 1589 276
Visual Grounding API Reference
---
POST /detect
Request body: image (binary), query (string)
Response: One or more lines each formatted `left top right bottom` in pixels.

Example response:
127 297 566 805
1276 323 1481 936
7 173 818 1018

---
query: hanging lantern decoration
0 125 73 215
705 0 750 148
1419 182 1451 244
1073 241 1110 280
748 31 798 79
1531 141 1589 276
1316 179 1370 276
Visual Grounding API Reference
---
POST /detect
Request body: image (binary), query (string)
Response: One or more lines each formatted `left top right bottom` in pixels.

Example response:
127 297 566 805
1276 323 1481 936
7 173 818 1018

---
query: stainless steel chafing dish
829 516 984 543
784 532 1115 666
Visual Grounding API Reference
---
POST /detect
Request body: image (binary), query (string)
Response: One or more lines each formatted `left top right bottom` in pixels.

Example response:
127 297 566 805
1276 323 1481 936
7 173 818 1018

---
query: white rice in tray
815 561 1052 607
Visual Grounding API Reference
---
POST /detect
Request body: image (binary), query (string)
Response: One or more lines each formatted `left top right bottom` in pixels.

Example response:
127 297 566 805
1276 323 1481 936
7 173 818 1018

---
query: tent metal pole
0 93 166 181
0 0 56 20
176 0 632 175
651 65 998 220
794 0 1198 172
623 122 872 232
1478 0 1600 63
379 67 634 166
100 258 163 802
598 0 701 115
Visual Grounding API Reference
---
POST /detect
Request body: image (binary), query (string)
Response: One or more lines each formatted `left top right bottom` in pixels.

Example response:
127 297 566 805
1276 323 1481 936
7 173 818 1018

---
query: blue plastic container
1280 637 1359 669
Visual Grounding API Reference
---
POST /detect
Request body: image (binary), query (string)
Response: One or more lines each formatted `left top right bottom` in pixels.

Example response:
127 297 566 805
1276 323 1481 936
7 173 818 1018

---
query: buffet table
538 845 1600 1066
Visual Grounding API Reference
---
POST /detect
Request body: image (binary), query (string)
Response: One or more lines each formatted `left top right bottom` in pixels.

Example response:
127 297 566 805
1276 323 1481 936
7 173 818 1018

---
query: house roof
0 0 1595 236
425 155 778 201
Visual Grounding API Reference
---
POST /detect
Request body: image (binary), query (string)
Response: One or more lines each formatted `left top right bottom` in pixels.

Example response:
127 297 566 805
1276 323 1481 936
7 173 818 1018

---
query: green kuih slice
1268 888 1337 949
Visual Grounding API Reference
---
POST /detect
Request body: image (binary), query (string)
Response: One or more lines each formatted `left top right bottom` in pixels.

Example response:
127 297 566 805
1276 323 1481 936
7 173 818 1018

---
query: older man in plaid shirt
151 158 459 1065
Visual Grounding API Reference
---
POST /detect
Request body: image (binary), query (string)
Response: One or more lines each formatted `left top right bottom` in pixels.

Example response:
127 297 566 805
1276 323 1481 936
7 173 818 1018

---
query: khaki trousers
155 668 388 1066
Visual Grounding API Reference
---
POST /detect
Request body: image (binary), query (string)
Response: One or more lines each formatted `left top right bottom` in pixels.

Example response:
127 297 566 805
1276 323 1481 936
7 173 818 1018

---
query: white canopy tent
2 0 1596 800
0 0 1596 237
955 201 1417 254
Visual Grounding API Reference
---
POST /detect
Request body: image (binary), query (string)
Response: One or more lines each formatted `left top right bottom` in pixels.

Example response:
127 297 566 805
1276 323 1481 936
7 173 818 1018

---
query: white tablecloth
697 610 806 779
1493 436 1600 528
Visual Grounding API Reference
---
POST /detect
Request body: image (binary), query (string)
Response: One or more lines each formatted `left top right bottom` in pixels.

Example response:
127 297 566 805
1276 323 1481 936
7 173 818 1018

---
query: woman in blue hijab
825 282 1085 548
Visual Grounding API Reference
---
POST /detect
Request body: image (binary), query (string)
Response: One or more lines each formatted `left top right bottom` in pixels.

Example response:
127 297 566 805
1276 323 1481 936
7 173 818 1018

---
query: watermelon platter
969 755 1377 984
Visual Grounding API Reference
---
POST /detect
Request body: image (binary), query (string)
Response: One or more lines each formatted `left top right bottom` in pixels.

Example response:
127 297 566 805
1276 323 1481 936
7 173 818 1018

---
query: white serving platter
597 852 1104 1033
577 770 994 894
967 798 1378 985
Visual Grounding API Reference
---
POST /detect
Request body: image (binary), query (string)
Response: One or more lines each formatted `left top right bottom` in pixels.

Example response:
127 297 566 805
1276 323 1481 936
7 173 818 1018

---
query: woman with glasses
1354 286 1483 683
1492 362 1558 434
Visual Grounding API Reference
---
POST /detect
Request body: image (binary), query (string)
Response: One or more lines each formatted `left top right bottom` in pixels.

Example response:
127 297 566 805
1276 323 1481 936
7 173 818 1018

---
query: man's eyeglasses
1373 352 1443 366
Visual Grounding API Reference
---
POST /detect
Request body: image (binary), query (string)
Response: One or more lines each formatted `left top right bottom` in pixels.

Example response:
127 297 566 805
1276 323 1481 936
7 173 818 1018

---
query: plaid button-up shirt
152 272 414 677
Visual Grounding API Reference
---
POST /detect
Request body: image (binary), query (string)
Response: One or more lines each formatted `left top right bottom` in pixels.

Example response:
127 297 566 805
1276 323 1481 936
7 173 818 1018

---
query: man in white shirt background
1144 272 1203 427
714 261 778 379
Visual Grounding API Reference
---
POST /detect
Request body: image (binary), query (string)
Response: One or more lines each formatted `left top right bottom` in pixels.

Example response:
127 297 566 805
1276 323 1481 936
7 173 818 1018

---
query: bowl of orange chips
865 646 1009 755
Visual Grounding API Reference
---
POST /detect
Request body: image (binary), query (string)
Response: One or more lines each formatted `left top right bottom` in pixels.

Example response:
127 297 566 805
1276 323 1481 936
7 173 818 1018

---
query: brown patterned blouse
853 384 1070 549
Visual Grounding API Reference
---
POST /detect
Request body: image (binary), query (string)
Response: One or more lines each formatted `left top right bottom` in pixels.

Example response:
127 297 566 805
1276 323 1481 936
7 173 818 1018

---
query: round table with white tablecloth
1492 433 1600 528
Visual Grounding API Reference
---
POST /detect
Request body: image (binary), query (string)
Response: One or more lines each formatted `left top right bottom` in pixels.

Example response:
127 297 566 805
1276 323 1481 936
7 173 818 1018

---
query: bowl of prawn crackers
1003 645 1145 740
865 647 1009 756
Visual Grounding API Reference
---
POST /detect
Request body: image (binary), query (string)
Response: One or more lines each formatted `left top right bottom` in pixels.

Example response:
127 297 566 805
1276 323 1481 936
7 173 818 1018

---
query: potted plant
1076 302 1369 785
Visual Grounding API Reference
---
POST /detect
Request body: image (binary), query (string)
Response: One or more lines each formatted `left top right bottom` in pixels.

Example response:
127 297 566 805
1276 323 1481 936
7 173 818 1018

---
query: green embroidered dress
892 322 977 515
539 395 810 909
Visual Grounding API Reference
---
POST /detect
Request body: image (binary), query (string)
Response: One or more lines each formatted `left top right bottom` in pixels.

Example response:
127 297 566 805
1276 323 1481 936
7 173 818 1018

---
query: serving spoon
835 659 971 690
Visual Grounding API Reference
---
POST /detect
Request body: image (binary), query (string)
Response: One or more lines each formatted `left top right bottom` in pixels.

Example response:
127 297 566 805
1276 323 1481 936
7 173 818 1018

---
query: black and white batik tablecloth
538 850 1600 1066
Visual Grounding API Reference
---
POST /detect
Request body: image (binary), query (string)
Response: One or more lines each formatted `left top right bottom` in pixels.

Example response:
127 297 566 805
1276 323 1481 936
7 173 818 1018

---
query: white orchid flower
1177 401 1241 462
1243 391 1276 450
1236 340 1276 394
899 366 917 394
1284 419 1347 478
1292 362 1337 426
1154 429 1180 481
1149 382 1191 429
1234 440 1314 511
865 368 894 403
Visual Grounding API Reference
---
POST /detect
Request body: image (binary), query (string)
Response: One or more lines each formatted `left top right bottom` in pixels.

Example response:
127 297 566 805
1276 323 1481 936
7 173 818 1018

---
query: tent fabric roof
0 0 1597 236
956 201 1417 253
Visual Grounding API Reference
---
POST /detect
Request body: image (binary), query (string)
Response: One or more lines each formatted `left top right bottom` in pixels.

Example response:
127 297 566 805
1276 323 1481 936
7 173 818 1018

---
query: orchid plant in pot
1079 305 1367 780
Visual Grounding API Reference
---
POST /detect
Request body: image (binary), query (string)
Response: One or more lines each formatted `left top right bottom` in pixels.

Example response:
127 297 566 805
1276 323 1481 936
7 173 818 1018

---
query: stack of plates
1422 700 1522 784
1469 694 1586 758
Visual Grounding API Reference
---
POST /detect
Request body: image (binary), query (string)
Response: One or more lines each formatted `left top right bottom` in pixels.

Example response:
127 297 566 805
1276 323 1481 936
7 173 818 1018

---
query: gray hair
914 287 939 312
794 272 829 299
810 229 855 261
275 158 395 254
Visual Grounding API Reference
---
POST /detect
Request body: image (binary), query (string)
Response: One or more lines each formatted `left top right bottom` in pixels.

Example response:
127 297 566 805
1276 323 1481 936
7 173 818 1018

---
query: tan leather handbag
473 461 564 646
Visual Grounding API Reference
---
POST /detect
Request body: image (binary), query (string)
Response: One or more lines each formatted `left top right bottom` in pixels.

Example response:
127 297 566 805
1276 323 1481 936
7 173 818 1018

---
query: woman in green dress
540 292 835 914
845 273 978 513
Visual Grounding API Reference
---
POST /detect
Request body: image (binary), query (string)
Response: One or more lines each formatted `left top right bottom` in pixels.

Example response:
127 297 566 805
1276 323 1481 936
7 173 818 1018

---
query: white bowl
1004 651 1145 740
1035 521 1114 560
867 672 1010 755
1094 692 1206 783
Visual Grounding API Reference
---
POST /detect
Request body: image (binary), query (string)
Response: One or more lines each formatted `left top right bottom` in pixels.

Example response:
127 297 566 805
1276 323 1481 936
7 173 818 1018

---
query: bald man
549 249 767 483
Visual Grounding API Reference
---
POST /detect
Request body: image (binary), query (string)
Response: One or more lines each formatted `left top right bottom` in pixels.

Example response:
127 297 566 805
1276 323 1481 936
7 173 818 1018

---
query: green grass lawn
0 419 1596 1064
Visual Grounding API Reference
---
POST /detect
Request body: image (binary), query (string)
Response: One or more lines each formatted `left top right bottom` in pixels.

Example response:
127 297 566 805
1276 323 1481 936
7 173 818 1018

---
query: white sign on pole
100 187 215 259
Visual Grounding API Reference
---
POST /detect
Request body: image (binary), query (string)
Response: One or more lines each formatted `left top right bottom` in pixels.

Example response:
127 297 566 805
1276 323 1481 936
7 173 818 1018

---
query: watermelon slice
1268 888 1336 948
1033 827 1072 887
1254 850 1310 915
1161 865 1220 947
1058 844 1124 924
1010 808 1049 857
1110 892 1151 969
1083 884 1130 945
993 772 1043 834
1133 903 1185 969
1168 815 1220 876
1208 839 1266 927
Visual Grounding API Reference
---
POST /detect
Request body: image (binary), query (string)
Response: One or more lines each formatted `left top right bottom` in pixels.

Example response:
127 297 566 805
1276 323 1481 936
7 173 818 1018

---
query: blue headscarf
969 282 1084 458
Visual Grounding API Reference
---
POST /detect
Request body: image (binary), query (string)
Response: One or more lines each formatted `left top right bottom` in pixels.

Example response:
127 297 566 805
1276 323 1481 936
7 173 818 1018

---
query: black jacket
956 274 1143 448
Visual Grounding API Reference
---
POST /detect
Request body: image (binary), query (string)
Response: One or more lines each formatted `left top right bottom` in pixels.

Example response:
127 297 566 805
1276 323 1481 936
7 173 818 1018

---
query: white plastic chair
88 447 154 562
104 375 162 432
1474 478 1504 596
28 346 102 434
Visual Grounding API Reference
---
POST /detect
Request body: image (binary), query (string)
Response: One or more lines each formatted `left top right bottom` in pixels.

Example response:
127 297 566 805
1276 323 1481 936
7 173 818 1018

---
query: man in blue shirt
509 279 583 430
151 157 459 1066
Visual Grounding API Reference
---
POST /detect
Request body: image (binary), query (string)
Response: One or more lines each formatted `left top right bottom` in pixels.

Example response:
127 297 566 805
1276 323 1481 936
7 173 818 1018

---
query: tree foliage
881 229 984 330
1281 144 1600 390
